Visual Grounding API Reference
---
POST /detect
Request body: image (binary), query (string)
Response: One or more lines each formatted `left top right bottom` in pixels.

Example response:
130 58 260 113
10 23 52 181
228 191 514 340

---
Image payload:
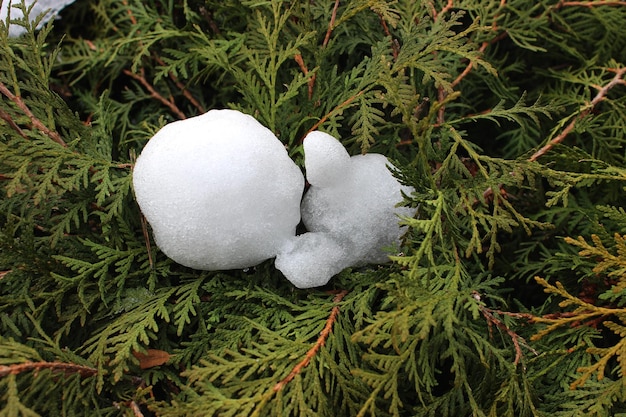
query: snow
133 109 415 289
132 109 304 270
274 131 416 288
1 0 77 37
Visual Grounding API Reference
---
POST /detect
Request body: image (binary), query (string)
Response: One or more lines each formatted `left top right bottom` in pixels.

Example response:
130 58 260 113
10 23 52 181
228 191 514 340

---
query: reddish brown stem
0 107 27 139
273 290 349 392
529 67 626 162
303 90 364 140
153 55 205 114
433 0 454 19
0 361 97 378
129 401 145 417
0 81 66 147
554 0 626 8
295 54 316 100
472 291 537 365
123 69 187 120
122 0 138 25
378 14 399 60
323 0 341 48
437 0 507 124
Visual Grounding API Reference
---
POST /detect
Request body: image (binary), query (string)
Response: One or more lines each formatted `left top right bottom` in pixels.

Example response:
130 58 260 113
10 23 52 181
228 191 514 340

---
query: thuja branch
0 361 97 378
0 107 27 139
296 0 339 100
432 0 454 19
472 291 537 365
529 67 626 162
123 69 187 120
153 54 206 114
0 81 66 147
437 0 507 123
322 0 341 48
530 277 625 340
553 0 626 9
303 91 364 140
273 290 349 392
294 54 315 100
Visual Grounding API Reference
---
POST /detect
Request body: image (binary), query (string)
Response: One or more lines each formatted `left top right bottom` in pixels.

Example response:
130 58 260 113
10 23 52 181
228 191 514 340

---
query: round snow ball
133 109 305 270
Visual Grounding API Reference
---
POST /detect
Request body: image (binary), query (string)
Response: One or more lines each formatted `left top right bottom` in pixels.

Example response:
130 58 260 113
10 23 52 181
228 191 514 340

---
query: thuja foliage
1 0 626 415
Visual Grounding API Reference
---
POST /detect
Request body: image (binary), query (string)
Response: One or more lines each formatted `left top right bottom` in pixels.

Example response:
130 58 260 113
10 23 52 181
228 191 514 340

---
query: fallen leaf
133 349 171 369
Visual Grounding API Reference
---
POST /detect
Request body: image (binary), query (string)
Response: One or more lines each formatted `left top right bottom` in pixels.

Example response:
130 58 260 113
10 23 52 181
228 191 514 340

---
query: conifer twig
0 81 66 147
529 67 626 162
554 0 626 8
153 54 206 114
273 290 349 392
0 107 27 139
472 291 537 365
303 90 364 140
123 69 187 120
432 0 454 19
437 0 507 123
129 401 145 417
294 54 315 100
377 13 399 60
0 361 97 378
323 0 341 48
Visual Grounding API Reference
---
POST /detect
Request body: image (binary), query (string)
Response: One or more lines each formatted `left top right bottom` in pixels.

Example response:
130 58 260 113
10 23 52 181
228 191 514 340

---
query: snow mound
133 109 304 270
274 131 416 288
133 110 415 288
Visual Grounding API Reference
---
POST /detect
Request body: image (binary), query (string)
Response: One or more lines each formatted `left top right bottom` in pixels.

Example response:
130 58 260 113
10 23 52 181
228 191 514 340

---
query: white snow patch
133 110 416 289
274 131 416 288
133 109 304 270
1 0 77 37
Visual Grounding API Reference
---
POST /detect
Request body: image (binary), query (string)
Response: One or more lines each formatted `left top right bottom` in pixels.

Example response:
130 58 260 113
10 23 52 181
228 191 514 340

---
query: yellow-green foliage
533 233 626 393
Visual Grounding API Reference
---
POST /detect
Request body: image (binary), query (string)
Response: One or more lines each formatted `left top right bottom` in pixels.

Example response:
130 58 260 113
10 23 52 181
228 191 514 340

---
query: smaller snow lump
274 131 416 288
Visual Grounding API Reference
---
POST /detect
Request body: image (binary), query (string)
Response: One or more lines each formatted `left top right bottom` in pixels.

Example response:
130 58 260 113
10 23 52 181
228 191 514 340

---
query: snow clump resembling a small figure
133 109 415 289
275 131 416 288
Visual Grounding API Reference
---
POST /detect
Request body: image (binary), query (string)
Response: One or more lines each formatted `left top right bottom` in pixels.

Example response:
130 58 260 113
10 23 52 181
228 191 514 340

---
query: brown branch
377 14 399 60
295 54 316 100
0 361 97 378
0 81 66 147
0 270 11 280
199 7 221 35
122 0 138 25
437 0 507 124
129 401 145 417
153 55 205 114
433 0 454 19
436 84 447 125
450 40 491 90
472 291 537 366
433 1 454 124
554 0 626 9
323 0 341 48
0 107 27 139
123 68 187 120
302 90 364 140
529 67 626 162
121 1 195 117
273 290 349 392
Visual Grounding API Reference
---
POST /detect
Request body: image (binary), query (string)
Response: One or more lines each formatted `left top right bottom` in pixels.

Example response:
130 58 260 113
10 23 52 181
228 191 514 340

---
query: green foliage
1 0 626 416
